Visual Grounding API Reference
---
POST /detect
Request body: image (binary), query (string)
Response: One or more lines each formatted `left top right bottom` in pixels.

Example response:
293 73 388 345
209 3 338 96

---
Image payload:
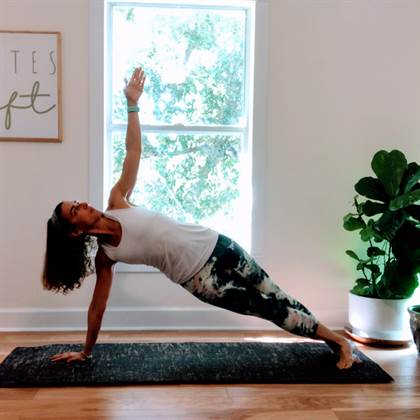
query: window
89 0 268 272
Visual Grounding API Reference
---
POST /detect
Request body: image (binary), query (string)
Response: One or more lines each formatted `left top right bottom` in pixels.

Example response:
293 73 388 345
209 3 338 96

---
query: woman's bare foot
312 322 363 369
335 338 363 370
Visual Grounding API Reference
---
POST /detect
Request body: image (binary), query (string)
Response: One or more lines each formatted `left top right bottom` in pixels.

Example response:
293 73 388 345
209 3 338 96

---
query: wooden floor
0 330 419 420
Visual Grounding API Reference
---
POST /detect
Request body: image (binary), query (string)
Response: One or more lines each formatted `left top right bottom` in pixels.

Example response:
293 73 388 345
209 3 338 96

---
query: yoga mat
0 342 393 387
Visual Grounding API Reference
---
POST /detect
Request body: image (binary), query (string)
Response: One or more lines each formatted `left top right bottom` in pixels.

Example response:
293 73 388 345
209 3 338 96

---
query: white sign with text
0 31 62 142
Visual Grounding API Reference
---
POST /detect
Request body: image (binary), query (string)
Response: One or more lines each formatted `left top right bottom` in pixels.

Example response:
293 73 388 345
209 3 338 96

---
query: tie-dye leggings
181 234 319 338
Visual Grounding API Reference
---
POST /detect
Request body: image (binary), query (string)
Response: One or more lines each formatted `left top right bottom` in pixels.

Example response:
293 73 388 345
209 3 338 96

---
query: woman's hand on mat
124 66 146 105
50 351 89 363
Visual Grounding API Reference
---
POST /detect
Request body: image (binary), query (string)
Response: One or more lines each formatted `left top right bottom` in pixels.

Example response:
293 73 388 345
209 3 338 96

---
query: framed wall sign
0 31 62 142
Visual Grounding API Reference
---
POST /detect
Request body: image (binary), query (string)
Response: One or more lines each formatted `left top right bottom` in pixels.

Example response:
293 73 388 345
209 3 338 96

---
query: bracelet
127 105 139 113
81 351 92 359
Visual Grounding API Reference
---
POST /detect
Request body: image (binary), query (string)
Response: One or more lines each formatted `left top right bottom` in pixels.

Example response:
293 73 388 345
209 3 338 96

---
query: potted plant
343 149 420 344
408 305 420 353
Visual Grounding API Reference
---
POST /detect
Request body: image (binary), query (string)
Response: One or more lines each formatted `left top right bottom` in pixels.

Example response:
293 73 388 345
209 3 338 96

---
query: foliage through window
108 1 254 250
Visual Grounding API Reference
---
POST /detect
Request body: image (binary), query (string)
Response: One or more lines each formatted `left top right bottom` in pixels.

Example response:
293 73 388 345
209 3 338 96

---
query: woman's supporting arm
82 249 115 356
83 306 106 356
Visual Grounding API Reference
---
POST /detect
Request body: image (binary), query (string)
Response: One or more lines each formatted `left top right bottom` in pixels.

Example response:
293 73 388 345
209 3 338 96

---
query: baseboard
0 307 347 332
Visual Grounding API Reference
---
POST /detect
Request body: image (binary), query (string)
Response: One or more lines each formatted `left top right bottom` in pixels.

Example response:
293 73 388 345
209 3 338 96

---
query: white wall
1 0 419 331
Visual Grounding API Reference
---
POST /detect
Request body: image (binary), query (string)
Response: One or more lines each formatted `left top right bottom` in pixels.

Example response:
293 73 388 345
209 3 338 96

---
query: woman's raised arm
108 67 146 208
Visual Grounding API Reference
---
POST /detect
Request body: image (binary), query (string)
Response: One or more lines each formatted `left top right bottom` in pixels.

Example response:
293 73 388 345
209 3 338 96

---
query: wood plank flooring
0 330 418 419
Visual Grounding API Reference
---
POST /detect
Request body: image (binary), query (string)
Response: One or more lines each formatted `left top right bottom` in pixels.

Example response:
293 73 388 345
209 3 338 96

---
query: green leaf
380 260 419 299
355 278 371 288
373 236 385 243
361 200 387 216
367 246 386 257
374 210 408 241
360 223 376 242
365 264 381 275
375 281 393 299
343 214 366 231
351 285 373 297
389 189 420 210
345 250 360 261
371 150 407 197
354 177 388 202
381 260 398 290
405 204 420 223
372 271 381 281
392 222 420 274
357 261 367 271
400 163 420 193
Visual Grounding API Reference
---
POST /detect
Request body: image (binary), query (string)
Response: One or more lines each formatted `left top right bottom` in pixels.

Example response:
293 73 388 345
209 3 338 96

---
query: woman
45 66 362 370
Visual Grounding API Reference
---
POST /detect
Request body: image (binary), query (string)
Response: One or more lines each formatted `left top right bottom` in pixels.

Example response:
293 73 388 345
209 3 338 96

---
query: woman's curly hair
42 202 98 295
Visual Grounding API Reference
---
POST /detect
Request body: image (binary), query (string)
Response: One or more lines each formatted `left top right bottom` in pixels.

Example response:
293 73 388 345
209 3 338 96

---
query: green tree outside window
111 5 248 225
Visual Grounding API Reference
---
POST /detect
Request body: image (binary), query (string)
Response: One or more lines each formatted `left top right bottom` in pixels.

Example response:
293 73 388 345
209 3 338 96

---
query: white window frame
89 0 268 273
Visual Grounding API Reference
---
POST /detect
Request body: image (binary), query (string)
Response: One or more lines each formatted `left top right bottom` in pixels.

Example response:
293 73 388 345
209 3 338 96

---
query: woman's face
60 201 103 231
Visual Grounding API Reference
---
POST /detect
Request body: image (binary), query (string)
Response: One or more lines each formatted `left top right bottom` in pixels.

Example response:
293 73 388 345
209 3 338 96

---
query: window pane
111 131 250 246
111 5 246 126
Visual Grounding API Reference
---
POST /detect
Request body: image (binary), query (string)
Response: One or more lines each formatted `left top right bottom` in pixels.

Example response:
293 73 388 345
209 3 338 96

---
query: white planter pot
348 291 412 341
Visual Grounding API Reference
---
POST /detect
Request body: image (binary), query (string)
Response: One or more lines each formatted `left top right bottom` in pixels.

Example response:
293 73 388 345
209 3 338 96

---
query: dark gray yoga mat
0 342 393 387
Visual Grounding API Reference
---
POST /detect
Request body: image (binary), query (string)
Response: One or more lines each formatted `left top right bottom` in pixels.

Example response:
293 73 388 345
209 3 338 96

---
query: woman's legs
234 251 361 368
182 234 362 369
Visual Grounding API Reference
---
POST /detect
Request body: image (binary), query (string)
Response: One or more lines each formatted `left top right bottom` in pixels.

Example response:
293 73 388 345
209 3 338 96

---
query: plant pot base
344 323 411 347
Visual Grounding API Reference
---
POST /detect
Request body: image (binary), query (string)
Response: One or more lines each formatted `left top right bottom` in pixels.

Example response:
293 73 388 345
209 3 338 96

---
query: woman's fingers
123 66 146 102
129 67 144 86
138 72 146 90
50 352 84 363
50 352 76 362
129 69 137 84
130 67 141 83
50 355 66 361
139 72 146 86
51 357 71 363
50 352 66 359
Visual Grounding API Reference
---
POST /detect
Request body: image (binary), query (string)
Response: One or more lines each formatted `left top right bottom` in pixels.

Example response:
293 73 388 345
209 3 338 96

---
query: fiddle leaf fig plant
343 149 420 299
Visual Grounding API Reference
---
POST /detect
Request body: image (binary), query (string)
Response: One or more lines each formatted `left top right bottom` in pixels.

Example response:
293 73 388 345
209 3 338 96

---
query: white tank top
100 207 219 284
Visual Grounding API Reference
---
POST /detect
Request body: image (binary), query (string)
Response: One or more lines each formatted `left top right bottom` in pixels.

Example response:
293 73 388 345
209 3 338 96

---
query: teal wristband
127 105 139 113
